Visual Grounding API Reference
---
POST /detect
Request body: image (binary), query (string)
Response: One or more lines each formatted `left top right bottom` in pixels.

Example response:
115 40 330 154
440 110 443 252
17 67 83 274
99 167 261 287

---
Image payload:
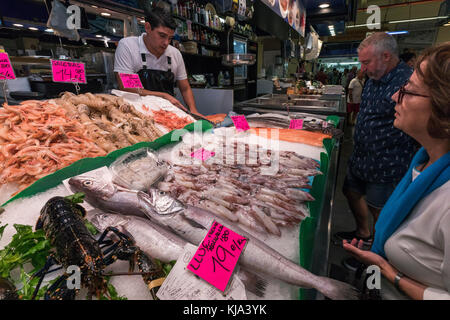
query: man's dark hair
145 7 177 30
399 52 416 64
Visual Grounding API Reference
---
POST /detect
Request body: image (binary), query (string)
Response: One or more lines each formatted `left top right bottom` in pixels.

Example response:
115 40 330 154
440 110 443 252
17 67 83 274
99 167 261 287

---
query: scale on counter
221 17 256 67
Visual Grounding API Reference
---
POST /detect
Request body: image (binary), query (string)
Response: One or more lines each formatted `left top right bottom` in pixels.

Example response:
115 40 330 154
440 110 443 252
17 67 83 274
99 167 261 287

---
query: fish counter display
0 107 348 300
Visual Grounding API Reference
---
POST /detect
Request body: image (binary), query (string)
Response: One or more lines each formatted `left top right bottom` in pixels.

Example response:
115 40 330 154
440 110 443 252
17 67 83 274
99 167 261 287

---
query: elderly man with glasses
334 32 419 271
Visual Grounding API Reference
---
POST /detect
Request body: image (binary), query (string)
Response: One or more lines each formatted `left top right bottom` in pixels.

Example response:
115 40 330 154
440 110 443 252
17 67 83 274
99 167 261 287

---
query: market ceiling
324 0 449 43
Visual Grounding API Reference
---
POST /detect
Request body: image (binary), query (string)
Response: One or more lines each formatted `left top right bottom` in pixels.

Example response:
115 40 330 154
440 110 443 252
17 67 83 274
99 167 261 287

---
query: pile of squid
0 100 106 193
55 92 163 153
157 141 321 237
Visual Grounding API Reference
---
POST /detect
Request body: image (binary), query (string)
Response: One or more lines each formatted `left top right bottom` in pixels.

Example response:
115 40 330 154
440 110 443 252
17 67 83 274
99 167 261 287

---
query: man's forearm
180 87 198 113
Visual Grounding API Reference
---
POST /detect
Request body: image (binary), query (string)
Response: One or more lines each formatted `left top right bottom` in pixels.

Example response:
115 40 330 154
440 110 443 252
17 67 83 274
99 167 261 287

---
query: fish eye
83 181 93 186
159 191 165 195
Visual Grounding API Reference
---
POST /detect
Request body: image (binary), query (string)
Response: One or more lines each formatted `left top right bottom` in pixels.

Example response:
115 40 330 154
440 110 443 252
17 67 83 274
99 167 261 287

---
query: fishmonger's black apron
138 53 175 96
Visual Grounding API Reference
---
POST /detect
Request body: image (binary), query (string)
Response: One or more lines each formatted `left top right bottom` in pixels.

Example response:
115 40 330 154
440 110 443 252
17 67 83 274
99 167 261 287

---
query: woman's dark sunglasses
397 82 430 104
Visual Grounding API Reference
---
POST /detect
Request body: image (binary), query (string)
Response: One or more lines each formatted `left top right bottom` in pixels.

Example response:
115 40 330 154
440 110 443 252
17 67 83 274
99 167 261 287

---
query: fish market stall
0 100 352 300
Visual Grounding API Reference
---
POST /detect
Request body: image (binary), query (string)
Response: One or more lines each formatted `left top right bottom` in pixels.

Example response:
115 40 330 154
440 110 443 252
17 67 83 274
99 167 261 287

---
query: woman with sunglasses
343 42 450 300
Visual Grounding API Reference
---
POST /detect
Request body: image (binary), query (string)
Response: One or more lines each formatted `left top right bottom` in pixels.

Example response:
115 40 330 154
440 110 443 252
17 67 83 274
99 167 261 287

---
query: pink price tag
289 119 304 130
119 73 143 89
51 59 86 83
190 148 215 161
231 115 250 132
187 221 247 292
0 53 16 80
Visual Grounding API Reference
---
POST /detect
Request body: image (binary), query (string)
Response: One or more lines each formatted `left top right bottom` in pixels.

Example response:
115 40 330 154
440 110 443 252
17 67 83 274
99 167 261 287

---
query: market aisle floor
327 123 374 289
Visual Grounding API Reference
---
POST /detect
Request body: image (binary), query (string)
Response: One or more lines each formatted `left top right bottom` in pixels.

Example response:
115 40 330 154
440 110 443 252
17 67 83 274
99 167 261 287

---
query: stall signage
119 73 144 89
260 0 306 37
289 119 303 130
187 221 247 292
190 148 216 161
231 115 250 132
51 59 86 83
0 53 16 80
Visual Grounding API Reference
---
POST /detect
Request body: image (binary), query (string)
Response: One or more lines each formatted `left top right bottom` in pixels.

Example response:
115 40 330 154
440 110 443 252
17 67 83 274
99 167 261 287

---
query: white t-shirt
114 33 187 81
383 167 450 300
347 78 363 104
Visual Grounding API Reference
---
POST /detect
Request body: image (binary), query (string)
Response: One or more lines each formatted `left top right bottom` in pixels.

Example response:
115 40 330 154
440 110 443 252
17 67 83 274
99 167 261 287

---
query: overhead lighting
91 5 98 8
101 12 111 17
28 27 38 31
96 35 102 38
319 3 330 9
140 20 146 24
444 22 450 27
45 28 53 33
386 31 409 35
346 23 380 28
388 16 449 24
13 23 24 27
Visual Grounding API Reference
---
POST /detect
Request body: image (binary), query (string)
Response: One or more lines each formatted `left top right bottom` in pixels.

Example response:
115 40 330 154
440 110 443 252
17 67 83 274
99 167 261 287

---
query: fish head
68 175 117 201
90 212 130 233
141 188 185 216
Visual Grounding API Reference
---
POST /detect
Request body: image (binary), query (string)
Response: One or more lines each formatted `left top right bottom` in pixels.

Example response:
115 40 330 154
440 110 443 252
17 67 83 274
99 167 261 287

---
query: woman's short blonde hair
416 42 450 139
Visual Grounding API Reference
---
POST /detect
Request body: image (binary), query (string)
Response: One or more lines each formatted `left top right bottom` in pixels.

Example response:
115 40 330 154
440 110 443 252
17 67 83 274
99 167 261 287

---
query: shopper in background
114 7 202 116
341 68 350 89
334 32 418 271
346 66 358 85
400 52 417 69
315 68 328 84
344 42 450 300
346 69 364 126
328 68 340 85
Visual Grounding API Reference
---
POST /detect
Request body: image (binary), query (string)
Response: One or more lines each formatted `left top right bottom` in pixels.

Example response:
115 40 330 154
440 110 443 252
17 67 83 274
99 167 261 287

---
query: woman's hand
342 238 393 272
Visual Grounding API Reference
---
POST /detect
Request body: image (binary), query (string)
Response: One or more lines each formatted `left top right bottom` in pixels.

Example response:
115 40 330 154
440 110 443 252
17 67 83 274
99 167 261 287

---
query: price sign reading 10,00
187 221 247 292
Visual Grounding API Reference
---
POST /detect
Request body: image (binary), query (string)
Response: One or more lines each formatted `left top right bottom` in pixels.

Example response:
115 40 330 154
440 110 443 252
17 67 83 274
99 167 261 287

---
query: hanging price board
0 53 16 80
289 119 304 129
119 73 144 89
231 115 250 132
190 148 216 161
51 59 87 84
187 221 247 292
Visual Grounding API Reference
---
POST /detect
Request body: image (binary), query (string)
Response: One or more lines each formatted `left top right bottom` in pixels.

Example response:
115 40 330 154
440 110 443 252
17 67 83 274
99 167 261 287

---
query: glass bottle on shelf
193 2 198 22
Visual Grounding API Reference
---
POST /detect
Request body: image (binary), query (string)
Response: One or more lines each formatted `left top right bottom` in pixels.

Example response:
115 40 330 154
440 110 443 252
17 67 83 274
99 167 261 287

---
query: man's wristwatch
394 272 404 290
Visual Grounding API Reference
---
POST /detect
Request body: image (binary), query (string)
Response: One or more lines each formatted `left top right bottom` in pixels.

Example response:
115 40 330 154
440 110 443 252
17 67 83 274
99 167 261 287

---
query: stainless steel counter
234 93 347 117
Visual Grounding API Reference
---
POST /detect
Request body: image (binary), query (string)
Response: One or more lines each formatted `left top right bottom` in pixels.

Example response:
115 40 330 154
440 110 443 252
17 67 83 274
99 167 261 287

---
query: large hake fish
69 176 359 300
90 212 268 297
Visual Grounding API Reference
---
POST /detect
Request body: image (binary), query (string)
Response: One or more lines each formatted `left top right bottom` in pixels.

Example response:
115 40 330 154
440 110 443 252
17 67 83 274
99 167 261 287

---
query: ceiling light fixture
45 28 53 32
96 35 102 38
140 20 146 24
13 23 24 27
386 31 409 35
319 3 330 9
101 12 111 17
28 27 38 31
91 5 98 8
388 16 449 24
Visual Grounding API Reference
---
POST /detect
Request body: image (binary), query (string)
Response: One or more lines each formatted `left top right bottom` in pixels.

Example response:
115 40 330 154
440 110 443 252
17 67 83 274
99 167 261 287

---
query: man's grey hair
357 32 399 57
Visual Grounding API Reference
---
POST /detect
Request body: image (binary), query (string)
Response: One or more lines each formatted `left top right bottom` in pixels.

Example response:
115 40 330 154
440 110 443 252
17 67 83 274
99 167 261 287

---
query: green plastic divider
326 115 340 127
298 135 336 300
2 120 213 207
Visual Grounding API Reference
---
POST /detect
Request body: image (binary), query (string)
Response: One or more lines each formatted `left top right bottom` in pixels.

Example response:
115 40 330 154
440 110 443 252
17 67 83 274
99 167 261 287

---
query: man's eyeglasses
397 83 430 104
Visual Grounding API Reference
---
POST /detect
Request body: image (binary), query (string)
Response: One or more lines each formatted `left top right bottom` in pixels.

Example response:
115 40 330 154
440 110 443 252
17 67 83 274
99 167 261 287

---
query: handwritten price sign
231 115 250 132
0 53 16 80
190 148 215 161
187 221 247 292
51 59 86 84
289 119 304 130
119 73 143 89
